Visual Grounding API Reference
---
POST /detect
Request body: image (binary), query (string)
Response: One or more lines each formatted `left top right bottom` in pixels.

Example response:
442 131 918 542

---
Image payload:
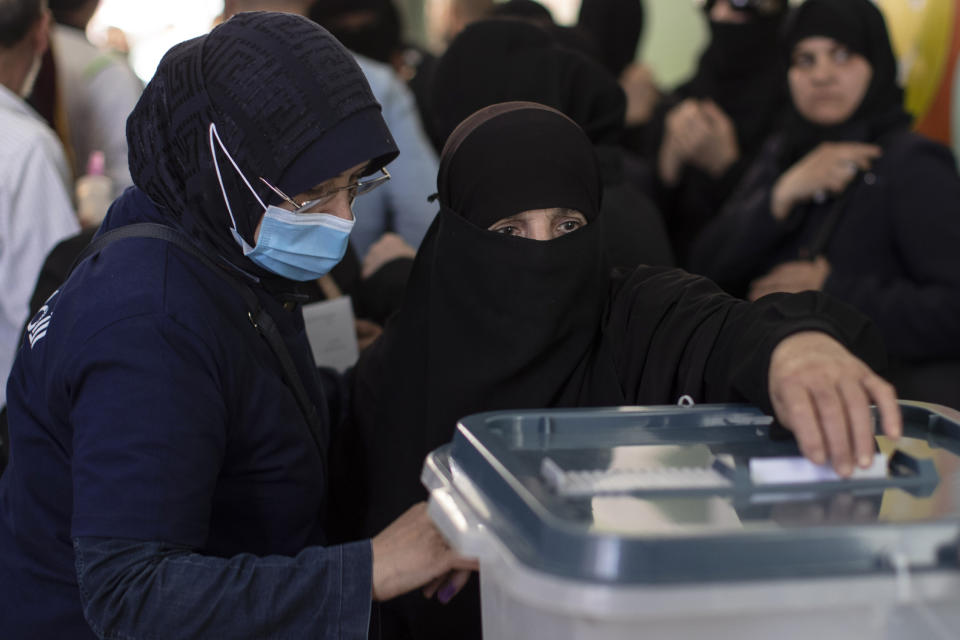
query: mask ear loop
208 122 268 252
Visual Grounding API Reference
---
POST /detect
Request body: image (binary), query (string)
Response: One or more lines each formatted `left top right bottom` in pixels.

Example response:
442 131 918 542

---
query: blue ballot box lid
423 402 960 585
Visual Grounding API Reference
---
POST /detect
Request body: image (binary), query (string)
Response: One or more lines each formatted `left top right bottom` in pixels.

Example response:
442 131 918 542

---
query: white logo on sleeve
27 290 58 348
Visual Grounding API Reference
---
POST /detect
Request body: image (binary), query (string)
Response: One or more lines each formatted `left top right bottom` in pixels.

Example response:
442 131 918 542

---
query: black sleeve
353 257 414 326
607 267 886 414
687 137 793 296
823 140 960 360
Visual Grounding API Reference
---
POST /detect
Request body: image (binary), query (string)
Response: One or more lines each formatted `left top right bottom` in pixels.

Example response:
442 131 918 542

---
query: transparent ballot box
423 403 960 640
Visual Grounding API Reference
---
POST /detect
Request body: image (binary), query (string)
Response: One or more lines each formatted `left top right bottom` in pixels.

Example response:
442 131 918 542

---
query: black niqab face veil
357 102 618 534
780 0 912 161
125 12 398 276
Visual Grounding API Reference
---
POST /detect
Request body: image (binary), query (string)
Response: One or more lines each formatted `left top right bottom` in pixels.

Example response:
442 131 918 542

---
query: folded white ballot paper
302 296 358 373
750 453 889 485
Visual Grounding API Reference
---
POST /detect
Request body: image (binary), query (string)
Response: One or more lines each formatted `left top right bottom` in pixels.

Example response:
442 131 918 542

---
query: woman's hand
362 233 416 279
355 319 382 351
768 331 901 477
748 257 831 300
771 142 881 220
659 99 739 185
687 100 739 178
370 502 478 603
620 62 660 127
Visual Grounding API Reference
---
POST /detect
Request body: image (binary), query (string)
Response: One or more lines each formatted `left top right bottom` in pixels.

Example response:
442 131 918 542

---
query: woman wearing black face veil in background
690 0 960 409
333 101 902 639
642 0 789 266
430 18 674 268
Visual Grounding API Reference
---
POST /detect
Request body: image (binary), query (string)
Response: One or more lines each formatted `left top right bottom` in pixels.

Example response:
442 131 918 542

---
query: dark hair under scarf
779 0 912 164
430 18 626 148
125 12 398 279
577 0 644 78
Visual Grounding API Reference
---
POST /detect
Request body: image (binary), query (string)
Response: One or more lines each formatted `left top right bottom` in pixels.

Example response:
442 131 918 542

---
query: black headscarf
440 103 601 228
125 12 398 284
430 18 626 148
779 0 912 164
577 0 644 77
681 0 788 155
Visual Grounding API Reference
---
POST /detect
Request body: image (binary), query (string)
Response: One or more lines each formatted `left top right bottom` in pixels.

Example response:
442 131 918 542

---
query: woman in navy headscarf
0 12 473 639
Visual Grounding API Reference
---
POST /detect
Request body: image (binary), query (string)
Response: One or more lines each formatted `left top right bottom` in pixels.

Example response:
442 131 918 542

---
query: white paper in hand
302 296 358 372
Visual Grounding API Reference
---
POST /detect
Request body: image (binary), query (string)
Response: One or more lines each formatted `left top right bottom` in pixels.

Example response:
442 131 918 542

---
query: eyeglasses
258 168 391 214
694 0 785 17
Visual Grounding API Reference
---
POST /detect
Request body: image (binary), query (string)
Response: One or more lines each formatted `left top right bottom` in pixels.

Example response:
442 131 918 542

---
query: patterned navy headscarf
126 11 398 265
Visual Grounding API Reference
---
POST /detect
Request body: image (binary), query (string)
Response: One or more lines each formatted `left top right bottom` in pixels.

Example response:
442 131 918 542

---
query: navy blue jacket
0 188 371 639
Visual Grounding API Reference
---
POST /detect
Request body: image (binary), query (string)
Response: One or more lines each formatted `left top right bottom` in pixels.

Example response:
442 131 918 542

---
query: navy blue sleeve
74 536 372 640
67 312 228 545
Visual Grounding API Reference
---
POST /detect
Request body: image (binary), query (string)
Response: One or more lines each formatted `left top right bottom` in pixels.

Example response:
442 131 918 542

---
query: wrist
658 141 682 185
770 175 796 221
704 152 735 179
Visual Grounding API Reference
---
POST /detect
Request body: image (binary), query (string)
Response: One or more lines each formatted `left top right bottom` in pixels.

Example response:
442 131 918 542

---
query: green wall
639 0 708 90
398 0 708 90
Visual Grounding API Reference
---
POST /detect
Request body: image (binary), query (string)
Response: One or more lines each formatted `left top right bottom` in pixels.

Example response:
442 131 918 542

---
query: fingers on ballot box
423 403 960 640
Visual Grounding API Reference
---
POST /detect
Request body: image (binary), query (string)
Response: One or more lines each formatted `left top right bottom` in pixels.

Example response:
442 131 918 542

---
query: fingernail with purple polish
438 582 456 604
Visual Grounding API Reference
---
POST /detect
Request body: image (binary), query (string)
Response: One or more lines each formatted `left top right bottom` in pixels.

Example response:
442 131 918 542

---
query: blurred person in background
577 0 659 131
0 0 79 421
646 0 789 265
424 0 494 51
690 0 960 408
305 0 440 255
49 0 143 204
0 13 474 639
489 0 554 24
430 18 673 268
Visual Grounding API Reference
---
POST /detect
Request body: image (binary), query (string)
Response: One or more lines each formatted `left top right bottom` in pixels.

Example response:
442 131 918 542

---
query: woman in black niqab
643 0 790 265
339 101 885 639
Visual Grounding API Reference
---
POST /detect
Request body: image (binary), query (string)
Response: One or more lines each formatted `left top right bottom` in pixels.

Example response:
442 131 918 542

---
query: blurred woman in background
690 0 960 408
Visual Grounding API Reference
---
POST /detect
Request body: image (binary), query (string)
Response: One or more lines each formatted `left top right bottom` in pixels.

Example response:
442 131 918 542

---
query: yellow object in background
876 0 954 122
874 0 960 150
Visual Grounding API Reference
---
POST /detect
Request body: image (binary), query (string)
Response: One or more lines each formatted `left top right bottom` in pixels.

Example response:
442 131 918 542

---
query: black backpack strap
70 223 327 458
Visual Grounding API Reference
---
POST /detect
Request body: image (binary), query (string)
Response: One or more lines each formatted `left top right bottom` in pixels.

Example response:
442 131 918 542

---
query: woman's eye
792 53 815 69
558 220 581 234
494 226 520 236
832 47 851 64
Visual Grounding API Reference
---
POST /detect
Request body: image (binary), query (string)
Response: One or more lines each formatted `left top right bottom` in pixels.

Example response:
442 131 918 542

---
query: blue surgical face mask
208 123 354 281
